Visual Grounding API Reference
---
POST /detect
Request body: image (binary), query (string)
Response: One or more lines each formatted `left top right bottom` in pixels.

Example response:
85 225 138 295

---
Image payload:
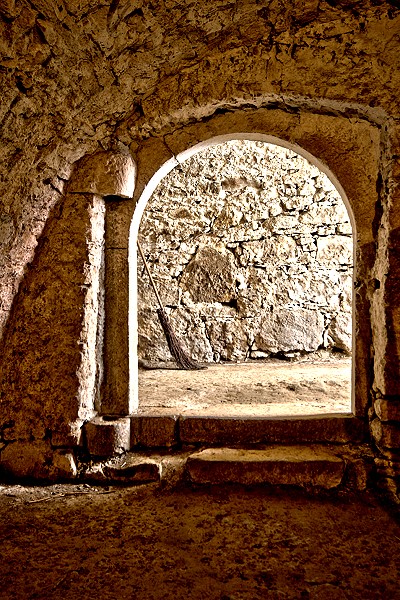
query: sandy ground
0 483 399 600
139 355 352 417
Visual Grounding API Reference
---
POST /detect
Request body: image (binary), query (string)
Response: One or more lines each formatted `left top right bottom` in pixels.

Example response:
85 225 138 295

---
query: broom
137 240 206 370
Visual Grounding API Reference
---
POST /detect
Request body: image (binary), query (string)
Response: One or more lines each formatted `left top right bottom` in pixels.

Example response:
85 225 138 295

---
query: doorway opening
133 137 354 418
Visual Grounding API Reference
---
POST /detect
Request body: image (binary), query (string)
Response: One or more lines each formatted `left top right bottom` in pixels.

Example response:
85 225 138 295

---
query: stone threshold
81 444 374 492
84 413 366 457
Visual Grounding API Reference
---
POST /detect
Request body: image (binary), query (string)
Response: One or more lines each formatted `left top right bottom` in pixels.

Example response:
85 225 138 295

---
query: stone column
102 199 134 415
69 151 136 416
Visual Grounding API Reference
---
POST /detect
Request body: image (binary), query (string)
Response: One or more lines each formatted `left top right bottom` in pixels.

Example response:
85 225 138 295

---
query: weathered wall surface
0 1 399 339
138 141 353 363
0 1 399 485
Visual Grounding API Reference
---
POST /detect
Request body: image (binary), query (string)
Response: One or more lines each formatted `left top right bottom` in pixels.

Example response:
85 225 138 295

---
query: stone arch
130 131 358 414
126 106 380 423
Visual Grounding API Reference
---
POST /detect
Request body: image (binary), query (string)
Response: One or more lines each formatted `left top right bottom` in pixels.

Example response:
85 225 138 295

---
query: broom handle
137 240 165 312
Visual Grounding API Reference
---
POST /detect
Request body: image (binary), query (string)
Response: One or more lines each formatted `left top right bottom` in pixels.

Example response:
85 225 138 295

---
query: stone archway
125 107 380 426
130 132 357 417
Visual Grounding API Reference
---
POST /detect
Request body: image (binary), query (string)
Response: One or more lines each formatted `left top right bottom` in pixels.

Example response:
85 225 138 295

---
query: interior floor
1 483 399 600
138 354 352 417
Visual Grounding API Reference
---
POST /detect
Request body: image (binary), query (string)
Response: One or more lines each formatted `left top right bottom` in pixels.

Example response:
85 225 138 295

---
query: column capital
69 150 136 198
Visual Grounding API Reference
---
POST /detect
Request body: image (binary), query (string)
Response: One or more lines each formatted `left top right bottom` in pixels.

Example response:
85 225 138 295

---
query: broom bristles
157 308 206 370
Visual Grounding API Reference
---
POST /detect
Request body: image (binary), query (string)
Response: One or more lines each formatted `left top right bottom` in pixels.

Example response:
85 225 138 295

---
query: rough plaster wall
138 141 353 363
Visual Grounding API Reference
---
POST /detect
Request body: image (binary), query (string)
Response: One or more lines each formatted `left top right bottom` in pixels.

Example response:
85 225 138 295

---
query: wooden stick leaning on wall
137 240 206 370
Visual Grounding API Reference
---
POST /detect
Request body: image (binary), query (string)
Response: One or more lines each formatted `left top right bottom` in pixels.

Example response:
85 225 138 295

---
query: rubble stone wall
138 141 353 363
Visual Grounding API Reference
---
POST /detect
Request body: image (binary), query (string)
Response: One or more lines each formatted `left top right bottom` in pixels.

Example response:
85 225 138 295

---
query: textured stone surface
180 246 237 304
186 446 345 488
0 440 53 479
338 445 375 491
370 418 400 450
51 450 78 479
130 415 178 448
374 399 400 422
1 0 393 343
50 421 84 448
138 141 353 363
85 417 131 457
83 455 160 483
180 415 365 445
69 151 136 198
256 309 325 354
0 190 104 440
102 458 160 483
2 484 400 600
375 457 400 478
327 313 352 354
0 1 398 476
375 225 400 397
102 247 130 415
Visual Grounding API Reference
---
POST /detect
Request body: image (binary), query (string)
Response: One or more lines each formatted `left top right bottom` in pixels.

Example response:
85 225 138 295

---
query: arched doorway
129 134 356 418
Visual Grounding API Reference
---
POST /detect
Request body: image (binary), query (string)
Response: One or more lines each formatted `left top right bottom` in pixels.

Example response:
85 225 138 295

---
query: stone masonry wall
138 141 353 363
0 0 399 487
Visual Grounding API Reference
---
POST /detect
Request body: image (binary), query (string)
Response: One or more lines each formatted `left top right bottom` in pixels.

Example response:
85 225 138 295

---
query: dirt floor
0 482 399 600
139 355 352 416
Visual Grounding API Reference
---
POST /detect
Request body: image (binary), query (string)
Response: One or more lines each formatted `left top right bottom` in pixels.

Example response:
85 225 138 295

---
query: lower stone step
186 446 346 489
84 456 160 484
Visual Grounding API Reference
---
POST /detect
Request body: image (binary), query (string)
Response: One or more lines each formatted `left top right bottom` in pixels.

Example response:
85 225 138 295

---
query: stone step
186 446 346 489
81 445 372 490
84 455 160 484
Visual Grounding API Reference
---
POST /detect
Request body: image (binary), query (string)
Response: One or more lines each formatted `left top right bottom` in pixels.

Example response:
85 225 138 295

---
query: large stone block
85 417 131 457
51 421 84 448
327 312 352 354
181 246 237 303
255 308 324 353
0 191 103 443
180 415 365 445
50 451 78 479
83 455 160 483
130 415 178 448
103 458 160 483
371 418 400 450
186 446 345 488
0 440 53 479
69 151 136 198
375 399 400 422
375 457 400 478
206 318 251 361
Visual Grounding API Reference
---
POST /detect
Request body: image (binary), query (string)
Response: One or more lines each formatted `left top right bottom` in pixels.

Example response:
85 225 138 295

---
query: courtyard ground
139 355 352 417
